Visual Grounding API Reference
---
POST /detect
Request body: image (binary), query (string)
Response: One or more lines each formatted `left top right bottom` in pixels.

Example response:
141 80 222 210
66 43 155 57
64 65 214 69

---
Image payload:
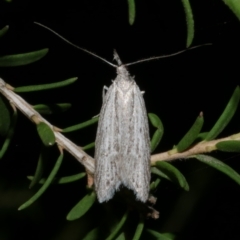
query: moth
34 21 210 203
94 50 151 203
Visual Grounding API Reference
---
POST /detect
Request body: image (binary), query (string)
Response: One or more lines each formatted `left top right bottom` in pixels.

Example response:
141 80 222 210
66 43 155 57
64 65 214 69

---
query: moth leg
93 86 110 118
141 91 145 95
102 85 109 100
92 113 100 118
102 86 108 101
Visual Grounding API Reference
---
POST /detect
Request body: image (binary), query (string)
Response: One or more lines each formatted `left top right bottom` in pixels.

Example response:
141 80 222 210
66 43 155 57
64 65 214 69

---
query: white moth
34 21 210 203
94 50 151 203
33 23 150 203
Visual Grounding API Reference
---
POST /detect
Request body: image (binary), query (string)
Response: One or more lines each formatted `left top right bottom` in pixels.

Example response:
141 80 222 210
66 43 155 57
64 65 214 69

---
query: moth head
116 65 130 79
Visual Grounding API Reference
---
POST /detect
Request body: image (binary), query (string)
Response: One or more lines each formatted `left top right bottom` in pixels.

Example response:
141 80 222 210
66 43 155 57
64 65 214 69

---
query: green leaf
36 122 55 146
192 154 240 185
205 86 240 141
33 103 71 114
116 233 126 240
148 113 164 152
181 0 194 47
154 162 189 191
216 140 240 152
150 178 161 191
196 132 208 141
223 0 240 21
105 211 129 240
18 152 63 210
82 142 95 151
82 228 99 240
177 112 204 152
128 0 136 25
14 77 77 92
151 129 163 153
132 216 144 240
27 172 86 184
0 110 17 159
0 95 11 136
146 229 175 240
148 113 163 128
63 117 99 132
66 191 96 221
0 49 48 67
29 149 45 189
162 233 177 239
0 25 9 38
28 147 51 188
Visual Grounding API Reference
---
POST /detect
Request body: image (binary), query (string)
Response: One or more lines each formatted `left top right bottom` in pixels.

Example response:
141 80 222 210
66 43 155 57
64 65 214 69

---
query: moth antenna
34 22 117 68
35 22 211 68
124 43 212 67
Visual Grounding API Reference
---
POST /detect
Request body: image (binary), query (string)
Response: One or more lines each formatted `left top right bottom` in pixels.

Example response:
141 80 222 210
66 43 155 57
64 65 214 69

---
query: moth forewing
121 82 151 202
94 81 122 202
94 57 151 203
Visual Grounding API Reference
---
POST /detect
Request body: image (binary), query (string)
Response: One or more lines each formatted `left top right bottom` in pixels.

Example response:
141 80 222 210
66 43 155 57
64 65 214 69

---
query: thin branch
151 133 240 164
0 78 95 174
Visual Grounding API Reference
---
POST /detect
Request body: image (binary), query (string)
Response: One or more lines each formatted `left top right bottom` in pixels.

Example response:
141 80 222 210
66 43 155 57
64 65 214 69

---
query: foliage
1 1 240 239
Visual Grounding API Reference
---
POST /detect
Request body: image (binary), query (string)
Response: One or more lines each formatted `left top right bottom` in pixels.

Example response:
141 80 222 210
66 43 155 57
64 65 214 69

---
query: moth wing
94 83 121 203
121 83 151 202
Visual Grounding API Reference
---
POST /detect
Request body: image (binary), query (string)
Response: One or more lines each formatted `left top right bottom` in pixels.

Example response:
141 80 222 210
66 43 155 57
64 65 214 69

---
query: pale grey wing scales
121 83 151 202
94 83 121 203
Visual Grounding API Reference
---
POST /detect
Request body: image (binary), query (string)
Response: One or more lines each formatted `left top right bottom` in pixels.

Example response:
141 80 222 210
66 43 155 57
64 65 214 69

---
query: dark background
0 0 240 239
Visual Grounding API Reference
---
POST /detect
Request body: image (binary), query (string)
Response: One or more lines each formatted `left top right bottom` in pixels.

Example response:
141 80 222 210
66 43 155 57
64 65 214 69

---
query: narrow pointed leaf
0 49 48 67
63 117 99 132
36 122 55 146
82 228 99 240
148 113 163 128
162 233 177 239
177 112 204 152
67 191 96 220
128 0 136 25
192 154 240 185
146 229 174 240
29 147 48 189
181 0 194 47
0 25 9 38
33 103 71 114
116 233 126 240
205 86 240 141
132 216 144 240
216 140 240 152
223 0 240 21
149 113 164 152
150 178 161 191
14 77 77 92
0 96 11 136
0 110 17 159
28 172 86 184
151 129 163 153
18 152 63 210
82 142 95 151
196 132 208 141
154 162 189 191
29 154 43 189
106 211 129 240
151 167 172 180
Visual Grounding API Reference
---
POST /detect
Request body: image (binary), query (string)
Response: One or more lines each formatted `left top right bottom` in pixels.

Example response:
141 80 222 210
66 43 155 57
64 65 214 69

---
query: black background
0 1 240 239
